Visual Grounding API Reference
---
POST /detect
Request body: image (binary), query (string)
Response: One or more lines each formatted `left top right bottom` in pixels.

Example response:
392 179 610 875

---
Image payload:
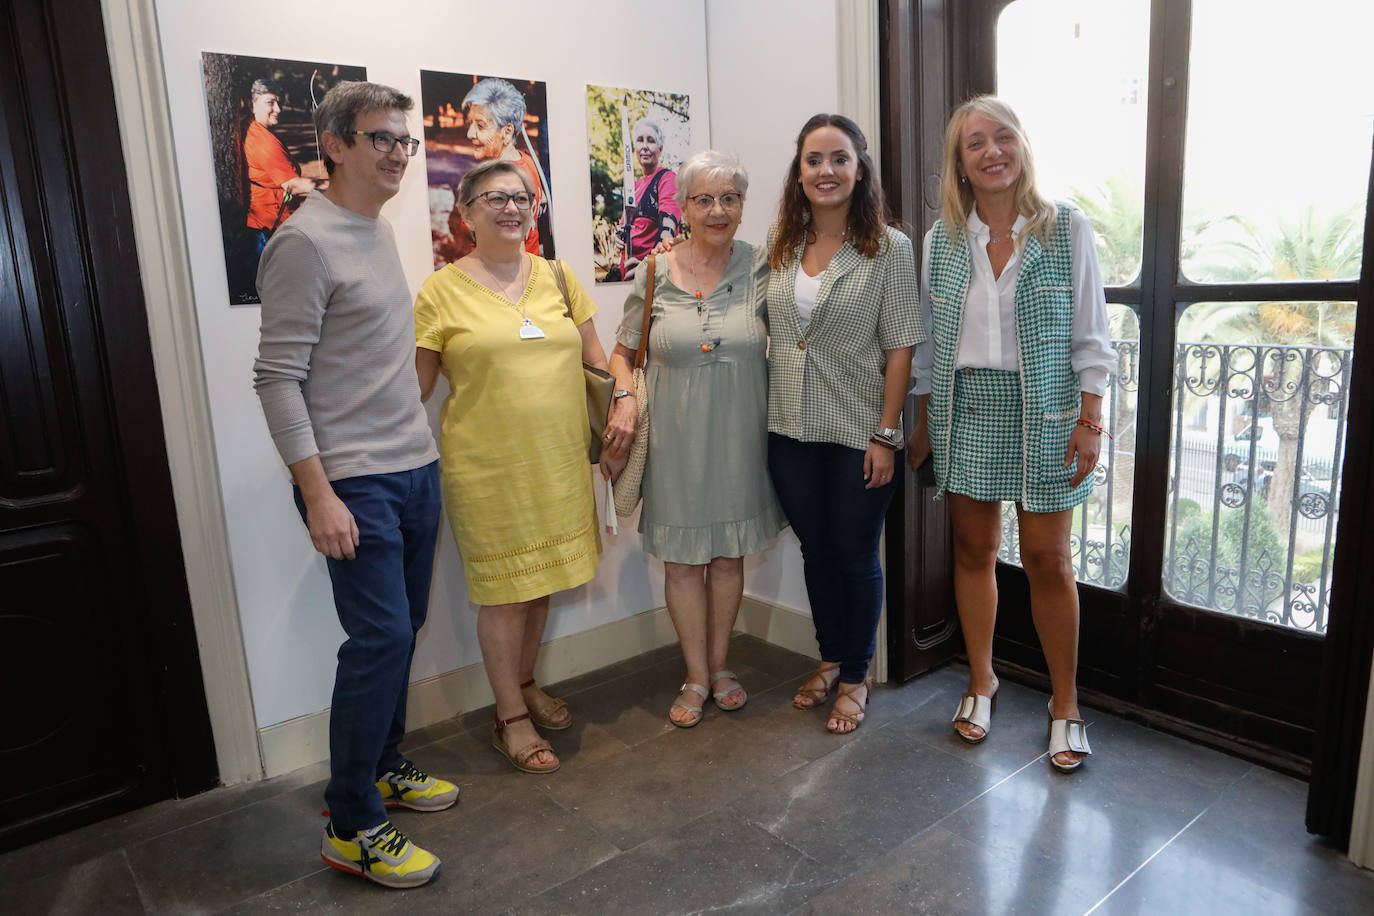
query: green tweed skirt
943 368 1024 503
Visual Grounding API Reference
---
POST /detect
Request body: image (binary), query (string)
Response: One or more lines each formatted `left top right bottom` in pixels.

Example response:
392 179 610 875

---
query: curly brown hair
768 114 890 270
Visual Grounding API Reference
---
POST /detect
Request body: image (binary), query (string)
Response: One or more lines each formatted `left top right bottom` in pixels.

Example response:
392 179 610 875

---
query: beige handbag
550 260 615 464
613 256 655 517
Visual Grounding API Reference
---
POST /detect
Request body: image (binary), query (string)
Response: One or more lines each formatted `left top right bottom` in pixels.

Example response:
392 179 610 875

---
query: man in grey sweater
253 81 454 889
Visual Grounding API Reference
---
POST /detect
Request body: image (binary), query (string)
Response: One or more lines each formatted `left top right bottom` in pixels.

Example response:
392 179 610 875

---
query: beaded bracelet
1076 418 1113 440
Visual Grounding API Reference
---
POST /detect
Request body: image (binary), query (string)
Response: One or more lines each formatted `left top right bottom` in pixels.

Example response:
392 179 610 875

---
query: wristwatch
613 388 634 400
876 425 902 444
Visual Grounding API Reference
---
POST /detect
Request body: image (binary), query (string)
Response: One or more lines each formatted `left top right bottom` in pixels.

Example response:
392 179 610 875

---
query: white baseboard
258 598 814 777
736 595 819 660
259 604 684 777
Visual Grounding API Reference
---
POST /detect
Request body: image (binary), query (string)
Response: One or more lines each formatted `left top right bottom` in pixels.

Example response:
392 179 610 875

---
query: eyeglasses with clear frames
353 130 420 157
468 190 536 210
688 192 743 211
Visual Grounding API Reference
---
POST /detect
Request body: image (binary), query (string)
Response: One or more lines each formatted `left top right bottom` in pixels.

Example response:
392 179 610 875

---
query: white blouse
911 206 1116 397
793 265 822 334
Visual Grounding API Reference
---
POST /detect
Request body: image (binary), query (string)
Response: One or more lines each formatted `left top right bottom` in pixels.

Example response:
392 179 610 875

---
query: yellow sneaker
376 760 459 812
320 821 439 889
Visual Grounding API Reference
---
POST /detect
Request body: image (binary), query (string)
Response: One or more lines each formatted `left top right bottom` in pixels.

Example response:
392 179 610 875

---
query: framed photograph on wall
420 71 555 270
586 85 690 284
200 52 365 305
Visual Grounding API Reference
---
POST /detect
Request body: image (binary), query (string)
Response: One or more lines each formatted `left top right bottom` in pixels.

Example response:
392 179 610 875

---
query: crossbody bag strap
634 255 656 371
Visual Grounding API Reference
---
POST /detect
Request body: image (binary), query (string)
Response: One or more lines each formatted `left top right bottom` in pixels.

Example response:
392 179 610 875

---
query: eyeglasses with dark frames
467 190 537 210
353 130 420 157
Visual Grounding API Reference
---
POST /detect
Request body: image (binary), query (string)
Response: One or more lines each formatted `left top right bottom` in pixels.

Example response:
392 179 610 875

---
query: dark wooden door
0 0 217 851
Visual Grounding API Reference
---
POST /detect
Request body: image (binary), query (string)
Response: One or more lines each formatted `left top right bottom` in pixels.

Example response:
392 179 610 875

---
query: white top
911 206 1116 397
793 265 822 334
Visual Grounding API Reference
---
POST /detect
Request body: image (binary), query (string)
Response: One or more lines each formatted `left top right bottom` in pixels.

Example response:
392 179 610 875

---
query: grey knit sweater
253 194 438 481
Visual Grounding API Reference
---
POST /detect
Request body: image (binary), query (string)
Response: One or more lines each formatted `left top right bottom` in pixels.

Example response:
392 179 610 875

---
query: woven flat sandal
519 678 571 730
1047 701 1092 773
670 682 709 728
952 691 997 744
491 711 560 774
827 679 870 734
709 669 748 711
792 663 840 709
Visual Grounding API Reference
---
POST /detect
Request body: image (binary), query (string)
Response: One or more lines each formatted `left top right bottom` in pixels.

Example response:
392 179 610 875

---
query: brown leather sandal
827 679 870 734
793 663 841 709
519 678 572 730
491 711 560 774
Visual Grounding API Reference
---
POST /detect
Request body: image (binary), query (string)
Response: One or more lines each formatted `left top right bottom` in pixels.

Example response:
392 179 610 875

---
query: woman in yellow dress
414 159 634 774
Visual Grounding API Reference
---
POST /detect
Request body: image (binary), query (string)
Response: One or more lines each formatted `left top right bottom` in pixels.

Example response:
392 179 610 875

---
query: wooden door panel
0 0 216 851
0 524 151 828
0 73 74 498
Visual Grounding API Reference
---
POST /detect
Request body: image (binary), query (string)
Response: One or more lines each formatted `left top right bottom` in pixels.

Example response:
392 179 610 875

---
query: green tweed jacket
925 202 1093 512
765 223 925 452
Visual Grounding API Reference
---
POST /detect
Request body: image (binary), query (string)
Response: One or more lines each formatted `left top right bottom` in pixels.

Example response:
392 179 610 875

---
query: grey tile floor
8 635 1373 914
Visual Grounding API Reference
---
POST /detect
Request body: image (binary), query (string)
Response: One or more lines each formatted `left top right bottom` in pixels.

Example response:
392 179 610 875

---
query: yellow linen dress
414 256 601 605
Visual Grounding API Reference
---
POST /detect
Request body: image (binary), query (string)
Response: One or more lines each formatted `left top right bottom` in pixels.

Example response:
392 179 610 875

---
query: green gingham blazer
765 224 925 452
926 202 1093 512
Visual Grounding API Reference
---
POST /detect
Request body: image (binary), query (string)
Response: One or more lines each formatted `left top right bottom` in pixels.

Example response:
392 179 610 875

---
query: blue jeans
767 435 896 684
293 461 441 835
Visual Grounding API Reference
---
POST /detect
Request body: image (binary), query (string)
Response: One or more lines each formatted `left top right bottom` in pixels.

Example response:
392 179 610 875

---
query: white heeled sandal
1047 701 1092 772
952 691 996 744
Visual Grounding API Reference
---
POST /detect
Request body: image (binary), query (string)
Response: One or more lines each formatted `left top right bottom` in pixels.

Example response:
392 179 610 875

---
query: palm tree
1178 205 1361 533
1070 175 1143 287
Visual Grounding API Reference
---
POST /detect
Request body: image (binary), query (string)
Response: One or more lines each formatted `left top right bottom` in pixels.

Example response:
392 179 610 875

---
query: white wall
155 0 841 730
706 0 839 612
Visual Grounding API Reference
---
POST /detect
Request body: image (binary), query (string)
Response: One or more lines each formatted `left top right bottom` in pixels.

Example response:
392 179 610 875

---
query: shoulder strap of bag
550 259 574 320
634 256 656 371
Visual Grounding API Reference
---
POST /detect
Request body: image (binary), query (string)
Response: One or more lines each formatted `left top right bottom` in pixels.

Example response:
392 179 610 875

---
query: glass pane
997 0 1150 285
1163 301 1355 633
1181 1 1374 282
999 305 1140 589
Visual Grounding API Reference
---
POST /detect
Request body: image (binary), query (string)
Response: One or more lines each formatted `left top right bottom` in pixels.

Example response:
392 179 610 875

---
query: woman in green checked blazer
765 114 925 735
907 96 1117 773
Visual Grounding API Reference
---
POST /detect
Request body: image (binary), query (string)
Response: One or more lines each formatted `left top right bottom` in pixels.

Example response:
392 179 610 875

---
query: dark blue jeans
768 434 897 684
293 461 441 835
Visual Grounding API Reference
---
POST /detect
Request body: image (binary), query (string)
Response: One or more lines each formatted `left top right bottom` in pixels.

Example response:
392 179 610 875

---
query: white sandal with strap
952 691 996 744
1047 701 1092 772
709 669 747 711
670 682 709 728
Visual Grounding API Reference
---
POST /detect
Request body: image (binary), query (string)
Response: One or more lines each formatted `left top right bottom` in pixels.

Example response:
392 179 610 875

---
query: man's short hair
315 81 415 174
250 78 283 103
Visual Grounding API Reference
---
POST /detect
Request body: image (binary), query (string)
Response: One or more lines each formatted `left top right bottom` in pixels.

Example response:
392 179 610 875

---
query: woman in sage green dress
606 150 785 728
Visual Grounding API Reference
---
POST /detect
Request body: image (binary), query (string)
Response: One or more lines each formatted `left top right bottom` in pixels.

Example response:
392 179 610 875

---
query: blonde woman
908 96 1117 772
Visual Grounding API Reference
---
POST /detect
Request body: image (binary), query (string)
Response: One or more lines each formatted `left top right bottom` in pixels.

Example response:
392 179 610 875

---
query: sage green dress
615 243 786 564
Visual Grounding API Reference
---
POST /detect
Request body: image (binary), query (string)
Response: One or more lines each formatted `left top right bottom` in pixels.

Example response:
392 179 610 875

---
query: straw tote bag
613 256 655 517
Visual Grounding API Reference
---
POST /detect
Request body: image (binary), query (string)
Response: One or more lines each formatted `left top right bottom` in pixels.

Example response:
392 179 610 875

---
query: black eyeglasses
353 130 420 157
467 190 536 210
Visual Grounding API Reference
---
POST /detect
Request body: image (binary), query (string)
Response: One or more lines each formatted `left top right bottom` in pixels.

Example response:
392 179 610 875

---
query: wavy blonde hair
940 95 1056 250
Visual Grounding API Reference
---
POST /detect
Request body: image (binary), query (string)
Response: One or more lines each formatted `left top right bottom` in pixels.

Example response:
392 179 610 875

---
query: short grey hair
462 77 526 128
314 81 414 174
457 158 533 207
250 78 283 103
675 150 749 210
631 117 663 146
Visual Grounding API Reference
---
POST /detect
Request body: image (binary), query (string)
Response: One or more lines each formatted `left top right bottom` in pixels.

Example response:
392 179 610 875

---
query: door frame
100 0 261 785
